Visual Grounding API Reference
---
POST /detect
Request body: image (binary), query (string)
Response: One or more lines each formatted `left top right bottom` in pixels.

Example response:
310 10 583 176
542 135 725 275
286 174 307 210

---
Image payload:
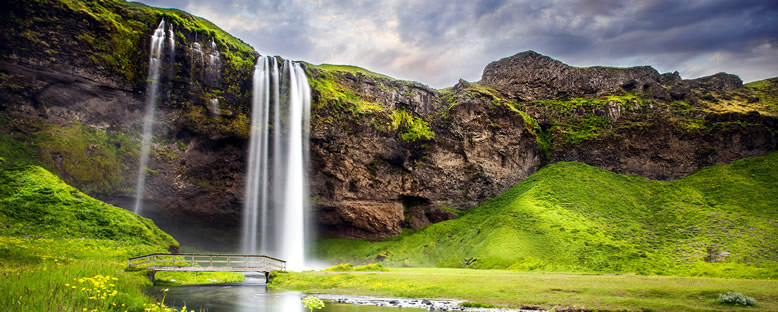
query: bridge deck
128 253 286 273
144 266 277 272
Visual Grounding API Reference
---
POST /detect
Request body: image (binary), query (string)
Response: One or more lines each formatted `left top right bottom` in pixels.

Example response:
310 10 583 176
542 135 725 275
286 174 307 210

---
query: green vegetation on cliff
390 109 434 142
312 64 395 81
0 119 140 195
746 78 778 114
5 0 255 86
318 152 778 278
305 63 438 143
32 122 139 195
529 94 643 145
3 0 260 196
0 134 37 169
305 64 384 114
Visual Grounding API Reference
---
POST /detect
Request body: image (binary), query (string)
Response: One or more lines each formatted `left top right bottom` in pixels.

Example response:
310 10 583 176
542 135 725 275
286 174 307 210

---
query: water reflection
163 284 301 312
160 276 425 312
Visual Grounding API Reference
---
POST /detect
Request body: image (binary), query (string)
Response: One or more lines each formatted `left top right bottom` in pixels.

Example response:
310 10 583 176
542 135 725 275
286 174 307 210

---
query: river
156 275 427 312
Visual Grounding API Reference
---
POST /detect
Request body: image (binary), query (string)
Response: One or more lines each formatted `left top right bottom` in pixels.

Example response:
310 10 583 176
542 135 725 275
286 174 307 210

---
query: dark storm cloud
574 0 625 15
138 0 778 88
469 0 778 80
594 0 777 54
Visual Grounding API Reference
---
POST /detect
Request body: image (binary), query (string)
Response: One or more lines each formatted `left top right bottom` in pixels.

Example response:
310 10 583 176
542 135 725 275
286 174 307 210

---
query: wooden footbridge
128 253 286 282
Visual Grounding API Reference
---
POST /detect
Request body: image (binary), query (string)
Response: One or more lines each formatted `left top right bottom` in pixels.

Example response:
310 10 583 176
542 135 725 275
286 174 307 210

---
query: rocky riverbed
312 293 549 311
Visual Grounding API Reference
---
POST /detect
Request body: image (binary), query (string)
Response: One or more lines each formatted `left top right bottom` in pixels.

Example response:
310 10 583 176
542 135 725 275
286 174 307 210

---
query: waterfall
191 42 204 65
209 38 220 65
208 98 221 115
166 24 175 60
243 56 269 255
283 61 310 271
242 56 310 271
134 19 172 214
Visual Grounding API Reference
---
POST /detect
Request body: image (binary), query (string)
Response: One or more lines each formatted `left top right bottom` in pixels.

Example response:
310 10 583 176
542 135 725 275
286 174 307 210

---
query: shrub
461 302 498 308
323 263 354 272
718 292 756 306
354 263 389 272
390 109 434 142
302 296 325 312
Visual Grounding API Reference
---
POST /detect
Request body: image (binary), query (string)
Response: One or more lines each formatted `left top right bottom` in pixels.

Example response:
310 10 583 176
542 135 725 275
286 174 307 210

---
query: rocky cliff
481 51 777 179
1 0 258 248
1 0 776 243
306 54 777 238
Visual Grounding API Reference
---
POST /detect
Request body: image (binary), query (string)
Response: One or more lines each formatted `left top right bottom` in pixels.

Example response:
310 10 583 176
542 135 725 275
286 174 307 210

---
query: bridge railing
127 253 286 272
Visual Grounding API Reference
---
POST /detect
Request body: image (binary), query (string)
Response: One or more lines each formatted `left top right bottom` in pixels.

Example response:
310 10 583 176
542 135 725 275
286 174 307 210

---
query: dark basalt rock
686 72 743 91
480 50 664 100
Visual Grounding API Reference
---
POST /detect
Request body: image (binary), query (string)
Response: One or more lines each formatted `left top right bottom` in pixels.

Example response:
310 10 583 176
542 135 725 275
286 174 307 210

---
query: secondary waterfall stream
134 19 173 214
242 56 311 271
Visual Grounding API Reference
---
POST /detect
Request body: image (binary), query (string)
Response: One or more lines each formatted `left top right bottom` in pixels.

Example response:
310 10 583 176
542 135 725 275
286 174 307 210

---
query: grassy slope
0 165 175 246
271 268 778 311
0 136 181 311
745 78 778 114
318 152 778 278
309 64 397 81
0 133 175 247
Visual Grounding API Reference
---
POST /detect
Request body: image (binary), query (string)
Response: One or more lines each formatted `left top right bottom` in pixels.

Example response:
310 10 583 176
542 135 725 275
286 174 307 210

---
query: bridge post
148 270 156 283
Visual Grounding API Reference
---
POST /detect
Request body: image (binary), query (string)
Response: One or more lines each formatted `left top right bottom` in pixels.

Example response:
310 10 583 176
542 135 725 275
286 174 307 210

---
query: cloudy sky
138 0 778 89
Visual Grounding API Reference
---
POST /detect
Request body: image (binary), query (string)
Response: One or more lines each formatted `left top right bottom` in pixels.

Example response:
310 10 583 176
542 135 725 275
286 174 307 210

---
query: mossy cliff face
307 53 777 238
306 65 541 238
1 1 776 240
0 0 256 227
480 51 778 180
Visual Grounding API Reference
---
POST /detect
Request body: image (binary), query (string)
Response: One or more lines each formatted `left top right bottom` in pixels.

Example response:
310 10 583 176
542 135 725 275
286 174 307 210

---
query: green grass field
318 152 778 278
271 267 778 311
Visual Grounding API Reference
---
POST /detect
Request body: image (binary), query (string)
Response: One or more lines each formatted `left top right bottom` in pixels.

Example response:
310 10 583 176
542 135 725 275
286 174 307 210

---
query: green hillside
746 78 778 114
0 135 179 311
0 135 175 247
0 165 176 247
318 152 778 278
